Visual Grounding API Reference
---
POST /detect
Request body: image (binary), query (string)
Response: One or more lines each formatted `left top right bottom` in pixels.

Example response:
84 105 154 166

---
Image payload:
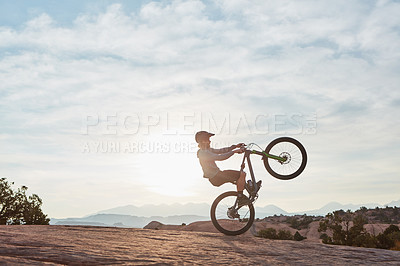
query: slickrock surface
1 225 400 265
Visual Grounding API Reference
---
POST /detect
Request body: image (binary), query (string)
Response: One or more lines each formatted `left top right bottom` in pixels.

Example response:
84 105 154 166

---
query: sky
1 0 399 218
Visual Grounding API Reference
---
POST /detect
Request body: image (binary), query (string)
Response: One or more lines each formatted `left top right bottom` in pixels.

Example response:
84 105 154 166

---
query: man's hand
235 143 245 148
232 143 245 154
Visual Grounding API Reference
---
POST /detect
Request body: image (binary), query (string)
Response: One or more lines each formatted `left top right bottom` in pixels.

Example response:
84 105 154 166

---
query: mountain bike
210 137 307 235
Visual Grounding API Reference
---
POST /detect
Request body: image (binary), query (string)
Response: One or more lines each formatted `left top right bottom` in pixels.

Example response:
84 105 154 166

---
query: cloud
0 0 399 217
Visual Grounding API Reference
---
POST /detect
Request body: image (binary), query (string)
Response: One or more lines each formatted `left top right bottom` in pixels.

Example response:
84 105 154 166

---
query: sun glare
138 152 200 198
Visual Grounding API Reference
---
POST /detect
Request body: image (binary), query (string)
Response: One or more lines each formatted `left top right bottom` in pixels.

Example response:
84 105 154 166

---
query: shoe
227 207 240 219
237 194 251 208
246 180 262 194
245 180 253 194
255 180 262 194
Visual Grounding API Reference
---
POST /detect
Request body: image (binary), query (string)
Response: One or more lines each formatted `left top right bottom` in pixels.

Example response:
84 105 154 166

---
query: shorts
209 170 241 187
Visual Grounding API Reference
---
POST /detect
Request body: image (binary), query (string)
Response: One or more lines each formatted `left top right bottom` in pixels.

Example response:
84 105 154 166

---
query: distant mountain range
51 200 400 228
95 200 400 217
94 203 211 217
51 214 209 228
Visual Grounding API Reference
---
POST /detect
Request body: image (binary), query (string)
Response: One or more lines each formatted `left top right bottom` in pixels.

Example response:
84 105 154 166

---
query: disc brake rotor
279 152 291 165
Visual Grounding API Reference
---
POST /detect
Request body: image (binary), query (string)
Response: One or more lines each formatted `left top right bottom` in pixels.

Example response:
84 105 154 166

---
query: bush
393 240 400 251
377 225 400 250
258 228 278 239
258 228 294 241
384 224 400 235
377 232 394 249
352 233 377 248
277 229 293 240
285 215 314 230
294 231 307 241
318 207 400 250
319 233 332 244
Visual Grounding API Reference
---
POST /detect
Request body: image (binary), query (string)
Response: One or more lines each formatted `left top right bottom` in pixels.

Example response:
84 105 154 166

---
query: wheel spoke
211 191 255 235
263 137 307 180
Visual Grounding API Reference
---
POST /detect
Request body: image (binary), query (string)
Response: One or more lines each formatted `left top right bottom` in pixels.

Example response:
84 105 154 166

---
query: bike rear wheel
210 191 255 235
263 137 307 180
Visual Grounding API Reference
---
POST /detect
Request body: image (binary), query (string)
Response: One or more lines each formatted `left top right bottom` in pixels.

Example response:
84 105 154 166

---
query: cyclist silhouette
195 131 248 202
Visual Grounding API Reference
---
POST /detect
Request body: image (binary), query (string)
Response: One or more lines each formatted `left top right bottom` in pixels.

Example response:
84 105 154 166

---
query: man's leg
236 171 246 192
236 171 250 206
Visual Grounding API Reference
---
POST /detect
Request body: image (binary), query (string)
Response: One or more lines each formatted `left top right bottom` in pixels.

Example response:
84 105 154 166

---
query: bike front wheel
210 191 255 236
263 137 307 180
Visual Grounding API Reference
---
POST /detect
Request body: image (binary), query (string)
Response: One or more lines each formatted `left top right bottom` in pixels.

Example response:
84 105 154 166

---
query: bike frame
239 149 286 201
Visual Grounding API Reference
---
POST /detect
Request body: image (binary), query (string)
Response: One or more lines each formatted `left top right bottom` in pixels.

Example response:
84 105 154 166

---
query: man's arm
210 145 236 154
199 149 235 161
210 143 244 154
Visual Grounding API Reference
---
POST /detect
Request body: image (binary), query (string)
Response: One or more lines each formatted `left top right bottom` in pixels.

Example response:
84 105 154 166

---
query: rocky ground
1 225 400 265
144 220 399 242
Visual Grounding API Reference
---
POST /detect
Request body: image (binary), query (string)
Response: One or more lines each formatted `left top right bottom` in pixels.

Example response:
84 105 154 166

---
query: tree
23 194 50 225
1 178 14 224
0 178 49 225
318 210 371 246
318 211 347 245
319 208 400 250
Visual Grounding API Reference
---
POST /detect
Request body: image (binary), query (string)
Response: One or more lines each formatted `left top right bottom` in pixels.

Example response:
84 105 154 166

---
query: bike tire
210 191 255 236
263 137 307 180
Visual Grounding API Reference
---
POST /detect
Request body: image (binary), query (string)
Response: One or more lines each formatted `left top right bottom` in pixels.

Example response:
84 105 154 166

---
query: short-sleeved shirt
197 145 236 178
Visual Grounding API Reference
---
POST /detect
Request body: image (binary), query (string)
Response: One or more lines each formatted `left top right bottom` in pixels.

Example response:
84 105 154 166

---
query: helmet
195 131 215 143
